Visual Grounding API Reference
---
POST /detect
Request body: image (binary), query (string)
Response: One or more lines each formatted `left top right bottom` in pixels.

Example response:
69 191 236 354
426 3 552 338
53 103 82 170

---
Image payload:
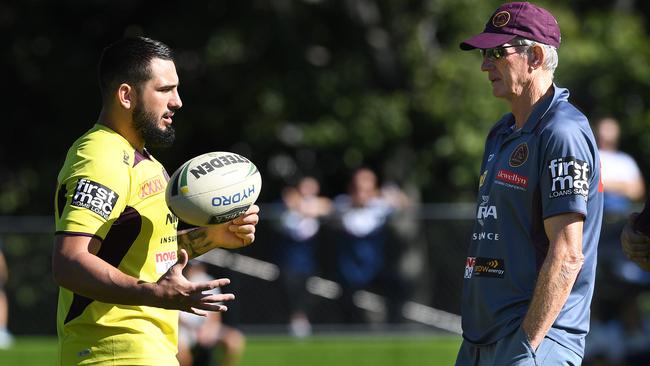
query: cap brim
459 32 517 50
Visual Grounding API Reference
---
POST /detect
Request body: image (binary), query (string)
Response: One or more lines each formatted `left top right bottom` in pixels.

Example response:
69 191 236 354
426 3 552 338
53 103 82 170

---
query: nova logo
212 185 256 207
548 157 590 199
71 179 119 220
155 251 177 263
477 195 497 226
155 250 178 274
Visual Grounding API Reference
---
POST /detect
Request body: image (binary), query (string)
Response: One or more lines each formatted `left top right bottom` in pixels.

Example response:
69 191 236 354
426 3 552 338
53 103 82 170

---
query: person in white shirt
597 117 645 216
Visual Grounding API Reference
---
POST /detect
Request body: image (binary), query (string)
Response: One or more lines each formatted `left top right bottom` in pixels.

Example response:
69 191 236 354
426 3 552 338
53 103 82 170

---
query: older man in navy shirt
456 2 604 365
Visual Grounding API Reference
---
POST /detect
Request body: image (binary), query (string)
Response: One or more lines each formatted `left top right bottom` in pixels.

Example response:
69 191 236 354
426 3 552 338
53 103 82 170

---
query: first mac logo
71 178 119 220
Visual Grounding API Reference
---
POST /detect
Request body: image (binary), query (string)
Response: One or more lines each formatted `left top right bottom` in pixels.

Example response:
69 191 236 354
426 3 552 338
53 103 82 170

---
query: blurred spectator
0 241 12 349
584 293 650 366
277 176 332 337
597 117 645 217
596 117 650 285
332 168 409 323
178 261 245 366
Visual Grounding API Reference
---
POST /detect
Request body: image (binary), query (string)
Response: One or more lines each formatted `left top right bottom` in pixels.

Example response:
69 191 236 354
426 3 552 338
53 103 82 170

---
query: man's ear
117 83 135 110
529 45 545 70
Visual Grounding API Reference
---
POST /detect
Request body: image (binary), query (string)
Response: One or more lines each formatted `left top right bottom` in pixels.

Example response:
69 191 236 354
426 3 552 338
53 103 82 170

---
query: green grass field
0 335 462 366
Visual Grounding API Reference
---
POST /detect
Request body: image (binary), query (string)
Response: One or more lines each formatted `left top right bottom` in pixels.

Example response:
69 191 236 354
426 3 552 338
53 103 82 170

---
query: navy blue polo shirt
461 84 603 357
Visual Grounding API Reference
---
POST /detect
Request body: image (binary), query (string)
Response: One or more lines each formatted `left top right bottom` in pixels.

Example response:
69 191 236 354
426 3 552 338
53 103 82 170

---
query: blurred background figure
332 168 409 324
597 117 645 218
587 116 650 366
277 176 332 338
584 292 650 366
595 117 650 286
0 241 12 349
178 261 245 366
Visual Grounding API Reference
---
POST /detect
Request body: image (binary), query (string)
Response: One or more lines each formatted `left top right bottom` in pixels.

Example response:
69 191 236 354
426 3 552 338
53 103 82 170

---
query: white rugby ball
166 151 262 226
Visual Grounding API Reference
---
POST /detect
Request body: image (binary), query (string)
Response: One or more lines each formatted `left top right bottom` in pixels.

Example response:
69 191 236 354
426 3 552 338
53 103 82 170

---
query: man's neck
510 77 554 129
97 107 145 152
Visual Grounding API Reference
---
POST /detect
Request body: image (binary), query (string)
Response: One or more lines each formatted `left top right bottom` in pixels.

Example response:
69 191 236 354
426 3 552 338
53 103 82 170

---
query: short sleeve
540 123 597 219
55 152 130 239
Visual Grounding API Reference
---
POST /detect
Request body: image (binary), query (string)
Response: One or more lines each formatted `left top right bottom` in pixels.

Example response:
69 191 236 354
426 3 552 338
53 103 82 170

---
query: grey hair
512 37 558 75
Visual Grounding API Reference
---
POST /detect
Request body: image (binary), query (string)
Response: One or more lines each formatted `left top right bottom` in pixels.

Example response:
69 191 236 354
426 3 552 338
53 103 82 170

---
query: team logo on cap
509 143 528 167
492 11 510 27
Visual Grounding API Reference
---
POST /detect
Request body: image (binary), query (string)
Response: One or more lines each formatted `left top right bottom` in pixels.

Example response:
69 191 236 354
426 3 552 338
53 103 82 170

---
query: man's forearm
177 227 217 259
522 249 583 349
53 250 156 306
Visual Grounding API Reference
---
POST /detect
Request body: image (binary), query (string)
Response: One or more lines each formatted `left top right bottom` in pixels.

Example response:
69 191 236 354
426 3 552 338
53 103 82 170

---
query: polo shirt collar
497 83 569 137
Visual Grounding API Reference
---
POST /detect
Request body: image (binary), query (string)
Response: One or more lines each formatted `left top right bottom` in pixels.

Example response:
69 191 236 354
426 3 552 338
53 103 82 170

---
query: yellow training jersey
54 124 180 365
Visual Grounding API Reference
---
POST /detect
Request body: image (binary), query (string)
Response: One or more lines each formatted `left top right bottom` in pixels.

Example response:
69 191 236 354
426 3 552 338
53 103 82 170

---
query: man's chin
143 126 175 148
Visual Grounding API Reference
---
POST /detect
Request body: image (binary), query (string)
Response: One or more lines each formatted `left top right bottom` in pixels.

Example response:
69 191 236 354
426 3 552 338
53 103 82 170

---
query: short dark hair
98 36 174 98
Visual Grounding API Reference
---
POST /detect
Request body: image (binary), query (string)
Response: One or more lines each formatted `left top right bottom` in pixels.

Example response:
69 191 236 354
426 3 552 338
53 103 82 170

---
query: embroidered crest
509 143 528 167
492 11 510 27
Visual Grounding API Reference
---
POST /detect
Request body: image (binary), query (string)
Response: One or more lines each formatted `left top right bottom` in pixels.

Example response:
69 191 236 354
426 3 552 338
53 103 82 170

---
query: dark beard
133 103 176 148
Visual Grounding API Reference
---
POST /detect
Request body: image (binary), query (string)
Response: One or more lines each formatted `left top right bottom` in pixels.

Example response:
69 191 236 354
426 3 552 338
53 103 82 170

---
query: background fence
0 203 475 336
1 204 645 347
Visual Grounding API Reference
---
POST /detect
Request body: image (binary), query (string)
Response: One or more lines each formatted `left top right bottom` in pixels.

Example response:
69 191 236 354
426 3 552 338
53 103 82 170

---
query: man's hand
177 205 260 258
153 249 234 315
210 204 260 249
621 213 650 271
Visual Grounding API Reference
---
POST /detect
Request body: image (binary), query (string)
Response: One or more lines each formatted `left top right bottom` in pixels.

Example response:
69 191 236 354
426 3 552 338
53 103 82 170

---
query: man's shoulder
59 125 134 180
78 125 133 161
539 101 590 136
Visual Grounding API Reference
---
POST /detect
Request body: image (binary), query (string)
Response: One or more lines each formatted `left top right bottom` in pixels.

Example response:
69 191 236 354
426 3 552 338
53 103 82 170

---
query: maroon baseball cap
460 2 561 50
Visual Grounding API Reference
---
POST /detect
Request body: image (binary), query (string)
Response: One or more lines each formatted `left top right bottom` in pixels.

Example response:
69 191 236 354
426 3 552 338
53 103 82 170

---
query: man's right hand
621 213 650 271
152 249 234 315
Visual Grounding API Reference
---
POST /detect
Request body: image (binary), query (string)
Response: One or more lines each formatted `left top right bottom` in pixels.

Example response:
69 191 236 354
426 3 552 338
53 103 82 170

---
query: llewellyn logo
495 169 528 190
71 179 119 220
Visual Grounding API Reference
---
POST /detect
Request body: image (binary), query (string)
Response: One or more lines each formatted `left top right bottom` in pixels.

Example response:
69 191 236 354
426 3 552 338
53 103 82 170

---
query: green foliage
6 1 650 210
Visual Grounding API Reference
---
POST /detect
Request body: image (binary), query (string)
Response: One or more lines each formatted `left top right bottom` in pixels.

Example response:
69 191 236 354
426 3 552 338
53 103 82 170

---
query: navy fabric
460 84 603 358
455 326 583 365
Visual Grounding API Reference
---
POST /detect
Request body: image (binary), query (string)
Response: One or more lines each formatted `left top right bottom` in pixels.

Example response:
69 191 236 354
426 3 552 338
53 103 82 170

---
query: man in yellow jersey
52 36 260 366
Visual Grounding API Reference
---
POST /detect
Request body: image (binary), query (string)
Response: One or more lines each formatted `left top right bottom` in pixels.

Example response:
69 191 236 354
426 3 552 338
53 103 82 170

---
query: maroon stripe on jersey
64 206 142 324
56 184 67 219
55 232 103 242
133 149 152 167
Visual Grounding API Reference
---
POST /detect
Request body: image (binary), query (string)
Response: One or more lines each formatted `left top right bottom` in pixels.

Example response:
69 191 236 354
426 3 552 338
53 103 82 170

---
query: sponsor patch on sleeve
70 178 119 220
464 257 505 279
547 156 590 200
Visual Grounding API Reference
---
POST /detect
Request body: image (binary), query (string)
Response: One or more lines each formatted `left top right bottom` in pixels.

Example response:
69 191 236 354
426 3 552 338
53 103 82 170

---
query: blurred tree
3 0 650 213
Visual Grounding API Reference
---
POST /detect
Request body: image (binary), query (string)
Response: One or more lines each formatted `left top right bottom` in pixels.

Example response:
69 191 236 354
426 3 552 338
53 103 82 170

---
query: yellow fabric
54 124 180 365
